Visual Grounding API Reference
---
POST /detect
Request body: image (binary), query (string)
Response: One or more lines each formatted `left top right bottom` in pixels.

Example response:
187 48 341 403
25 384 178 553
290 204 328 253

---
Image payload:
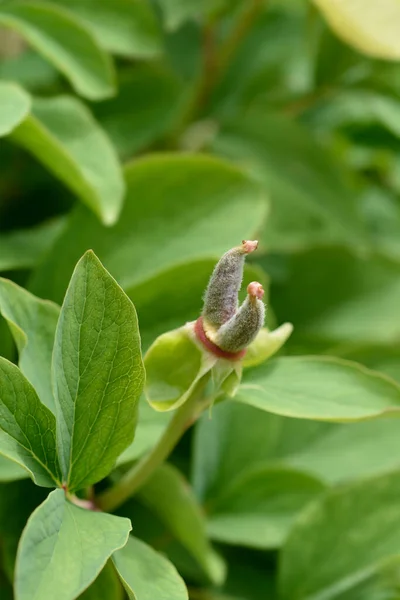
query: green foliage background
2 0 400 598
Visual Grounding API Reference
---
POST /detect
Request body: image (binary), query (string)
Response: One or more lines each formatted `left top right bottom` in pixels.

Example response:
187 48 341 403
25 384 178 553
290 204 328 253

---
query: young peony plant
144 239 292 412
98 241 292 511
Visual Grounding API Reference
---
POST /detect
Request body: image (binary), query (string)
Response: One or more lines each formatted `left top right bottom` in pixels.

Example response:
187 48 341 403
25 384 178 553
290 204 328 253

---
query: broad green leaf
30 154 267 303
0 219 65 272
306 90 400 138
271 247 400 346
212 110 366 252
193 402 400 501
52 251 144 491
0 456 28 482
117 396 171 465
0 277 59 412
0 81 30 137
15 489 131 600
132 260 268 350
236 356 400 421
113 535 188 600
52 0 162 58
93 65 187 159
206 466 324 549
0 358 60 486
279 470 400 600
0 479 47 581
337 345 400 384
313 0 400 60
144 325 215 411
11 96 125 226
138 463 225 584
78 561 123 600
0 51 58 91
0 2 115 99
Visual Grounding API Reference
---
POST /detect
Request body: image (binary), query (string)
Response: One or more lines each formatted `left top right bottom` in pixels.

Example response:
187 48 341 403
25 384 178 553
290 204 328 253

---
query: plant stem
97 382 211 513
218 0 264 75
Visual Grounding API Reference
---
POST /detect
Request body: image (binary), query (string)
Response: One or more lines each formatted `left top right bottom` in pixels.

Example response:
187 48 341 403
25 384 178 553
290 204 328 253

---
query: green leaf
313 0 400 60
117 396 171 465
78 561 123 600
0 51 58 91
279 470 400 599
93 65 187 160
0 358 60 486
11 96 125 226
15 489 131 600
0 81 30 137
0 479 47 580
0 2 115 100
206 466 324 549
30 154 267 303
236 356 400 421
0 219 65 272
0 456 27 482
113 535 188 600
193 401 400 501
272 248 400 347
51 0 162 58
144 325 214 411
212 110 367 252
157 0 227 31
52 251 144 491
0 277 60 412
138 463 225 584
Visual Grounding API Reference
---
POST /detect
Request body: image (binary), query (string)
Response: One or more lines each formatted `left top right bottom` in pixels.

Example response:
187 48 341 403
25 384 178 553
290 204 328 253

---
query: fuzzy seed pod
202 240 259 329
214 282 265 352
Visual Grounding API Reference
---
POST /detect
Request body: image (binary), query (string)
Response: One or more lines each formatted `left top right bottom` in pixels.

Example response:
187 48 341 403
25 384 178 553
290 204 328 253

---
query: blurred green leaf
30 154 268 303
212 110 366 252
11 95 125 225
0 81 30 137
117 396 171 465
52 251 144 492
0 277 59 411
0 2 115 100
279 470 400 599
236 356 400 421
0 51 58 91
337 345 400 383
0 479 47 580
138 463 225 584
206 466 324 549
193 401 400 502
0 358 60 486
272 247 400 346
50 0 162 58
15 489 131 600
93 64 187 159
313 0 400 60
0 455 27 482
0 219 65 272
113 535 188 600
157 0 226 31
78 561 123 600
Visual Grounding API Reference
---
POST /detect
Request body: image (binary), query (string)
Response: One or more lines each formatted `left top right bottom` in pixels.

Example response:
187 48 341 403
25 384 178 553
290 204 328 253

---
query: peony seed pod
202 240 259 330
214 282 265 352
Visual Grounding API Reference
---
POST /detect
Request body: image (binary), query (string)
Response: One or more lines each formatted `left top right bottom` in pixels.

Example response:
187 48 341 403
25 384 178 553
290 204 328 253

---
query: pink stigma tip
247 281 264 299
241 240 258 253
